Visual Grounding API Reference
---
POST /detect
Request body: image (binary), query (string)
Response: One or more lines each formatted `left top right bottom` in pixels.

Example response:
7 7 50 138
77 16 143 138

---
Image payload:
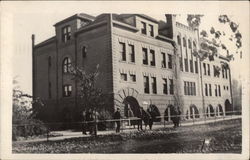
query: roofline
54 14 95 27
135 14 159 23
34 36 55 48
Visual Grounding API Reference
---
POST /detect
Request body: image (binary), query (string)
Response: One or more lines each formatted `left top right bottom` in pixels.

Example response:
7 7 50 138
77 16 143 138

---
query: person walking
113 108 121 133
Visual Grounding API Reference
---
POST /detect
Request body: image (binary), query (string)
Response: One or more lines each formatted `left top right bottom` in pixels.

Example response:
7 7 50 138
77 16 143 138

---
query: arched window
82 46 87 58
63 57 71 73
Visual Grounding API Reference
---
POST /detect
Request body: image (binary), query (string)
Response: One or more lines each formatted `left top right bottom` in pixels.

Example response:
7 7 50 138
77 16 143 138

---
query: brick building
33 13 232 122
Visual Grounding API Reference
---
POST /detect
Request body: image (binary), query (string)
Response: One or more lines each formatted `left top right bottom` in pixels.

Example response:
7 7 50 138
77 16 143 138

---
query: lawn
13 119 241 153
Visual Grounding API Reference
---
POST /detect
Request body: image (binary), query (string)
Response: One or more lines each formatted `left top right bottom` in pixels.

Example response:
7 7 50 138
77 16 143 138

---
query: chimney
165 14 176 39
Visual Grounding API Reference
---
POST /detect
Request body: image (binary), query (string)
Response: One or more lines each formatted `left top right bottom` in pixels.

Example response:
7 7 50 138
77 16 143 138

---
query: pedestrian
176 108 182 127
113 108 121 133
137 107 143 131
82 110 87 135
147 107 154 130
86 109 94 134
171 109 178 128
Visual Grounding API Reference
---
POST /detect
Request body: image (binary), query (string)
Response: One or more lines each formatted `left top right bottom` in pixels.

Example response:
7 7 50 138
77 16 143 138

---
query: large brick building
33 13 233 122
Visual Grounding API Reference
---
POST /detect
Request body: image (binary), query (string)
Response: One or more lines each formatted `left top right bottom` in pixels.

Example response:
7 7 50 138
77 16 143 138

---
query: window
183 37 186 47
128 44 135 63
82 46 87 58
130 74 136 82
218 85 221 96
151 77 157 94
184 58 189 72
194 61 198 73
187 82 190 95
63 85 72 97
177 35 181 45
193 41 197 50
169 78 174 95
184 82 187 95
144 76 149 93
119 42 126 61
48 56 51 67
163 78 168 94
188 39 192 49
184 81 196 96
225 68 228 79
149 24 154 37
63 57 71 73
180 57 183 71
203 63 206 75
142 48 148 65
150 50 155 66
207 64 210 76
193 83 196 95
190 60 194 73
215 84 218 97
120 73 127 81
222 68 225 78
161 52 166 68
168 54 172 69
209 84 212 96
62 26 71 42
141 22 147 34
205 83 208 96
49 82 52 99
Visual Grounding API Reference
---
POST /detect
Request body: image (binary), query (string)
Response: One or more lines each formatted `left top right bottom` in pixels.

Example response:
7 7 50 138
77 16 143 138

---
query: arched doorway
164 105 174 122
206 105 215 117
148 104 161 122
189 105 200 119
216 104 223 116
123 96 140 117
225 99 232 115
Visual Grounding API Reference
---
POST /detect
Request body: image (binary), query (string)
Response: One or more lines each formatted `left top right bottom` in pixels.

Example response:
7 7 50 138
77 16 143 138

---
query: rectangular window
222 68 225 78
218 85 221 96
194 61 198 73
149 24 154 37
62 26 71 42
151 77 157 94
141 22 147 35
189 82 193 95
169 78 174 95
142 48 148 65
225 68 228 79
207 64 210 76
215 84 218 97
161 52 166 68
203 63 206 75
180 57 183 71
184 58 189 72
63 85 72 97
119 42 126 61
163 78 168 95
150 49 156 66
213 65 216 77
120 73 127 81
205 83 208 96
130 74 136 82
190 60 194 73
193 83 196 95
184 81 187 95
128 44 135 63
209 84 212 96
168 54 173 69
144 76 149 94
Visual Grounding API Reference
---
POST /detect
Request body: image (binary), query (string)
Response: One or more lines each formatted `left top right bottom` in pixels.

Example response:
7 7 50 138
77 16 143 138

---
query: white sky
1 1 249 95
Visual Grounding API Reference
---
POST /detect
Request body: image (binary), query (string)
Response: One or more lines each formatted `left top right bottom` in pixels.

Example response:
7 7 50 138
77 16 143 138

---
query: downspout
31 34 35 100
228 66 234 114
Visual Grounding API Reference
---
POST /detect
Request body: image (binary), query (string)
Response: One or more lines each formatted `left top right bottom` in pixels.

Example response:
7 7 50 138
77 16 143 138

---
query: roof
34 36 55 48
117 14 159 23
54 13 95 26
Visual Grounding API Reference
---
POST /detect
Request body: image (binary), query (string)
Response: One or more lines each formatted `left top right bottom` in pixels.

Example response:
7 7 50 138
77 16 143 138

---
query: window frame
63 57 72 73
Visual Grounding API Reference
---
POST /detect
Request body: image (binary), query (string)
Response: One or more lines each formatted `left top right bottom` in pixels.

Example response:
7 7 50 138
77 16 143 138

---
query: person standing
176 108 182 127
82 110 87 135
137 107 143 131
113 108 121 133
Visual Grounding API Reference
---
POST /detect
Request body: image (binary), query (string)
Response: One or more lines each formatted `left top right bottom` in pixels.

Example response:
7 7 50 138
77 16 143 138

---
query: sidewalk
14 115 241 143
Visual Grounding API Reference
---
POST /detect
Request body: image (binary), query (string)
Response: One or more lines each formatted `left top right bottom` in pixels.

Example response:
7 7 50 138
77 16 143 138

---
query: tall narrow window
82 46 87 58
169 78 174 95
207 64 210 76
119 42 126 61
209 84 212 96
151 77 157 94
149 24 154 37
215 84 218 97
193 83 196 95
144 76 149 93
63 57 71 73
63 85 72 97
189 82 192 95
161 52 166 68
184 81 187 95
225 68 228 79
205 83 208 96
48 56 52 67
203 63 206 75
193 41 197 51
128 44 135 63
62 26 71 42
130 74 136 82
183 37 186 47
163 78 168 94
218 85 221 96
150 49 155 66
141 22 147 35
222 68 225 78
142 48 148 65
180 57 183 71
188 39 192 49
194 61 198 73
49 82 52 99
177 35 181 45
168 54 172 69
190 59 194 73
184 58 189 72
